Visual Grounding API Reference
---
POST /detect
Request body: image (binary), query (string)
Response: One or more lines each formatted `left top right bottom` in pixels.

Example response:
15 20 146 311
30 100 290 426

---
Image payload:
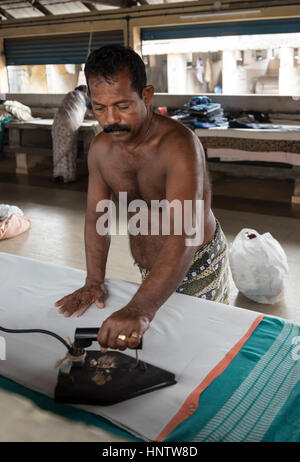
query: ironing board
0 252 299 442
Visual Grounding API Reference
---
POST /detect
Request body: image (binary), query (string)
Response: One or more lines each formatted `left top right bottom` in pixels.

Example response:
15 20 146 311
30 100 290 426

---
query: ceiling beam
81 1 98 10
29 1 52 15
0 6 15 19
81 0 140 8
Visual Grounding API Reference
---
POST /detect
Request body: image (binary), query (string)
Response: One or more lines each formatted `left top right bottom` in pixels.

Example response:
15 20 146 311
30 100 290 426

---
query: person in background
51 85 92 183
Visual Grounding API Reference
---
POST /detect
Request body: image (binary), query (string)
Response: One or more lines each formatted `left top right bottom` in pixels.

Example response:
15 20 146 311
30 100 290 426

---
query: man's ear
142 85 155 106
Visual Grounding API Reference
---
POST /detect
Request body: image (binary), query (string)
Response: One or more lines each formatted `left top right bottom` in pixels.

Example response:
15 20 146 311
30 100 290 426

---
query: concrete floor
1 173 300 441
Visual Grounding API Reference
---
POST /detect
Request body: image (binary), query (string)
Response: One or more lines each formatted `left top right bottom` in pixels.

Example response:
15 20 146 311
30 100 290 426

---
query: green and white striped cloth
164 316 300 443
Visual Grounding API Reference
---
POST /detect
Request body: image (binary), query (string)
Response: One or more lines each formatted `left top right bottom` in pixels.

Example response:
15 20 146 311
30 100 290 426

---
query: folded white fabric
0 252 262 441
0 101 33 121
0 204 24 222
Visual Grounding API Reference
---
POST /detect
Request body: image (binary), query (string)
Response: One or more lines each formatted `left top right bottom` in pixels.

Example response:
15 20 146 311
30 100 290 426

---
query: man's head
84 44 154 142
84 44 147 98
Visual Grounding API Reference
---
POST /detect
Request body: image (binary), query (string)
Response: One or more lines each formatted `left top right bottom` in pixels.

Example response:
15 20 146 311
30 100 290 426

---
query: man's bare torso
95 113 216 269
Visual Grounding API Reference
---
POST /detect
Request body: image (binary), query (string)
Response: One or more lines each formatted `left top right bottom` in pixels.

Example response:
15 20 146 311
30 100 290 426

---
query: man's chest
101 155 166 204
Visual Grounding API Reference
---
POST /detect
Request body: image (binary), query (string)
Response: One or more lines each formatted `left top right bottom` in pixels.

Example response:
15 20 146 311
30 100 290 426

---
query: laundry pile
0 99 36 151
0 204 31 240
171 96 228 130
0 100 34 122
226 111 279 129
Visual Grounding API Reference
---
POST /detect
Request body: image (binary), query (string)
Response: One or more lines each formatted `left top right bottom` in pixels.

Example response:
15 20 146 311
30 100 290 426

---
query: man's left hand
97 306 151 351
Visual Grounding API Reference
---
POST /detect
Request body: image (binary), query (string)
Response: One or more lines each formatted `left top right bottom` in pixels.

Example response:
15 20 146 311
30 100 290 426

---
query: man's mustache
103 124 131 133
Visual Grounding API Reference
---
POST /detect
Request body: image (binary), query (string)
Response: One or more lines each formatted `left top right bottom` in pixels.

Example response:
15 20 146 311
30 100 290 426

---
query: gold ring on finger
131 332 142 340
117 334 127 342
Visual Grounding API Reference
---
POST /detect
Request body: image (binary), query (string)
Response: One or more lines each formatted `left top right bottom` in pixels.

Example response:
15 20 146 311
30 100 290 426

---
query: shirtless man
54 45 230 351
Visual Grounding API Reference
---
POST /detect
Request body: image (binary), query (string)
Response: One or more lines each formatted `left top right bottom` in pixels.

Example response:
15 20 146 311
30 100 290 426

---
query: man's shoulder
157 114 198 144
91 130 111 148
156 114 203 160
88 131 111 162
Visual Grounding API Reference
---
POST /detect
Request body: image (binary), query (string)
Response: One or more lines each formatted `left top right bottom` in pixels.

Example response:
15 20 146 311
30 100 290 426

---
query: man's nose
106 107 120 125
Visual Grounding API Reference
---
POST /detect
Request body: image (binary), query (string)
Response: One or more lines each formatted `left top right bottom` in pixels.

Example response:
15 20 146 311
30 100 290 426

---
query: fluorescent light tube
180 10 261 19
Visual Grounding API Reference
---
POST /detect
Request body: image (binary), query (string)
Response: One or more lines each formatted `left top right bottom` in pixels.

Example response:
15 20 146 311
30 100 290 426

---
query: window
7 64 86 93
141 19 300 96
4 30 124 94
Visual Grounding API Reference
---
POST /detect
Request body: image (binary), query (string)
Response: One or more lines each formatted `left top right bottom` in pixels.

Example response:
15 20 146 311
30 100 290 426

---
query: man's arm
55 136 112 317
84 138 112 287
97 130 205 349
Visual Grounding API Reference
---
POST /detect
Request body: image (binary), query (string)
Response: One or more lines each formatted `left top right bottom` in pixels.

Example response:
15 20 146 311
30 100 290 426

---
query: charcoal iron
54 328 176 405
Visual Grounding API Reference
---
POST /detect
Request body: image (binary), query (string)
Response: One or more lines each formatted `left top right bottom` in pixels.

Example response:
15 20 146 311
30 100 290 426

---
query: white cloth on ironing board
0 252 262 441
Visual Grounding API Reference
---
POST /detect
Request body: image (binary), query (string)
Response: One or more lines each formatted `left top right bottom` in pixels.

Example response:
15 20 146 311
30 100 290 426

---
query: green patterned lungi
137 219 230 304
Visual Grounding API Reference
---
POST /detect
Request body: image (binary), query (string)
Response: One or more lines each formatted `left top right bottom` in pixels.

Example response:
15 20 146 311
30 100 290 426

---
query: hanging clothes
195 56 205 84
204 56 214 92
51 89 88 183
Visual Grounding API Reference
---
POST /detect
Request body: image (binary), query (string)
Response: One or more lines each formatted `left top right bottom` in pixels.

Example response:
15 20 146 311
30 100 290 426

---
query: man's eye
95 107 105 112
118 106 129 110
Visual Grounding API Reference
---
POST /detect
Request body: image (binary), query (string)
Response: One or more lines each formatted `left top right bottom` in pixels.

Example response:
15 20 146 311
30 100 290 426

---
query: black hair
84 44 147 98
75 85 88 92
74 85 92 109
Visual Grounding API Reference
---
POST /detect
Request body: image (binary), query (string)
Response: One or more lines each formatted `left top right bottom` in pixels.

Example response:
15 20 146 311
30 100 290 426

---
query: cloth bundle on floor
0 204 31 240
229 228 289 304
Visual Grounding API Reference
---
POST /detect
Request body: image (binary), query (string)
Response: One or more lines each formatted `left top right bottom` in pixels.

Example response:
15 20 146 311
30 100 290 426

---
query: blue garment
0 113 13 152
189 96 212 106
189 103 221 115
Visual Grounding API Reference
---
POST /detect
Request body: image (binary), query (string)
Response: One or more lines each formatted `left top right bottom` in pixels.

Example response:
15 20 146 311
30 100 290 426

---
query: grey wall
3 92 300 117
152 94 300 113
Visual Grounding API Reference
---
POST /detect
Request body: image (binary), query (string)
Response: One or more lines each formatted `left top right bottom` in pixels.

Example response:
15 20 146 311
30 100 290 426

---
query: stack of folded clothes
171 96 228 129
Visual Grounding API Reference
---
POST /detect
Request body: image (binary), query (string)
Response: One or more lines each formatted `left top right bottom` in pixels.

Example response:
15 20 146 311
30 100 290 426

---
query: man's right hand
54 283 108 318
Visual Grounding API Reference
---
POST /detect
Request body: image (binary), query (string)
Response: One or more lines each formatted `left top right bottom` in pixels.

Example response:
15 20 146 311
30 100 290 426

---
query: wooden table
2 118 101 173
195 126 300 203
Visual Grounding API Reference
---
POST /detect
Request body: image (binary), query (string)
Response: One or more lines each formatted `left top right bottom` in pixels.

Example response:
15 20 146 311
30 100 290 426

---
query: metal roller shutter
142 18 300 41
4 30 124 66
